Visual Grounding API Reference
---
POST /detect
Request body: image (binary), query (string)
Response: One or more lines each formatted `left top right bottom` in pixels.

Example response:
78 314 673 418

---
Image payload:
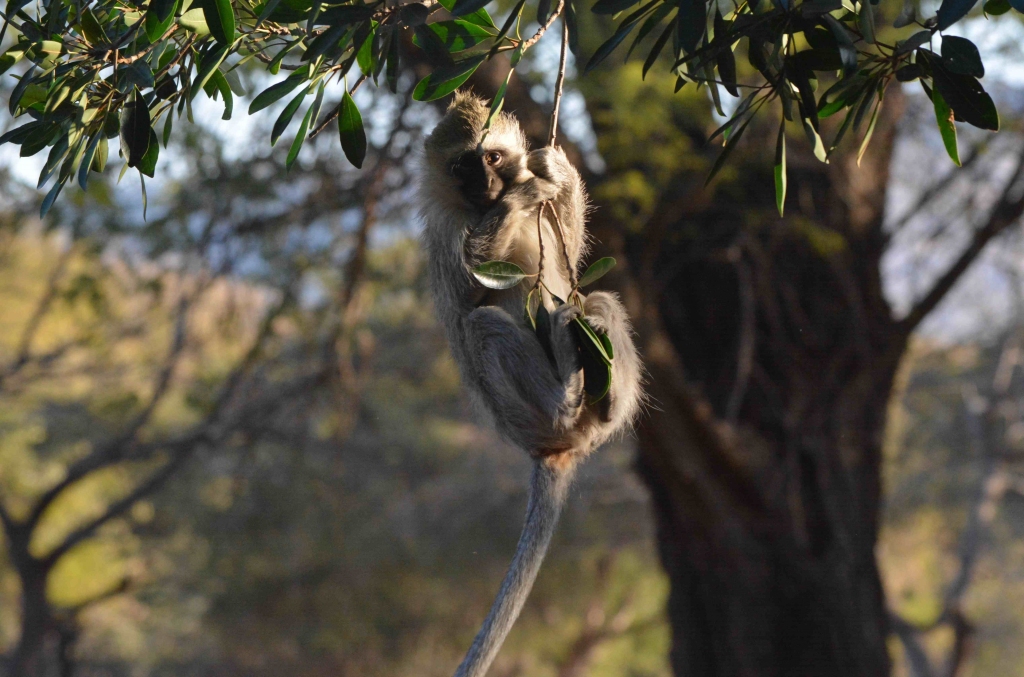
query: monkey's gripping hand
579 291 643 435
526 147 587 240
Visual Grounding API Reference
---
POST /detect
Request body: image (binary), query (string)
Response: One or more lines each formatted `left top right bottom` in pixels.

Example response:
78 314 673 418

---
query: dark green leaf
535 302 555 365
706 113 753 186
565 0 580 55
936 0 980 29
203 0 236 45
894 30 931 55
303 23 349 62
792 48 843 72
928 56 999 131
471 261 528 289
119 91 151 168
191 44 228 99
39 177 65 218
38 134 69 189
412 55 484 101
941 35 983 77
78 132 102 189
249 66 310 113
138 129 159 177
676 0 706 55
578 257 617 287
626 3 673 59
451 0 493 17
286 104 313 169
145 0 178 41
821 15 855 76
338 90 366 168
592 0 639 14
895 63 922 81
642 21 673 79
713 9 737 96
932 87 960 166
585 12 643 72
209 70 233 119
983 0 1011 13
272 88 308 146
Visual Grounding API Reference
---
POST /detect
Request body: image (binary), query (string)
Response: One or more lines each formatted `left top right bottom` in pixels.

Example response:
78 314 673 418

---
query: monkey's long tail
453 457 575 677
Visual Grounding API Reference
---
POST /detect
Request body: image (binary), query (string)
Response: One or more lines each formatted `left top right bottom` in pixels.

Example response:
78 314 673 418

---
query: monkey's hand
582 292 643 428
526 147 576 201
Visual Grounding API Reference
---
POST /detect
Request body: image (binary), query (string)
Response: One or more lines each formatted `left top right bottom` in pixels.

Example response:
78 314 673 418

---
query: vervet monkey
420 92 643 677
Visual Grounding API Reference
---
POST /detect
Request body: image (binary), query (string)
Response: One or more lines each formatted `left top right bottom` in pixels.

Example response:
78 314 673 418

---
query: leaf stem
308 73 367 139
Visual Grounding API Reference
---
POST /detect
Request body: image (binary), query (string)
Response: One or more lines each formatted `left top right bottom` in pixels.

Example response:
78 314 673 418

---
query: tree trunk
9 564 54 677
616 93 908 677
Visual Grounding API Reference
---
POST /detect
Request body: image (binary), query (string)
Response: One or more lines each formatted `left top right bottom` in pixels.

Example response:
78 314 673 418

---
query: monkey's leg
465 306 583 452
582 291 643 428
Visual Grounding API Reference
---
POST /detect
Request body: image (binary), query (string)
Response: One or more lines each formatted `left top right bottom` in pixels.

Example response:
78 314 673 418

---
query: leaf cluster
0 0 1011 215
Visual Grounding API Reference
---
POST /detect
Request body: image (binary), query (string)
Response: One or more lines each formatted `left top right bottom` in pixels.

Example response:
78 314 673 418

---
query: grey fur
420 92 643 677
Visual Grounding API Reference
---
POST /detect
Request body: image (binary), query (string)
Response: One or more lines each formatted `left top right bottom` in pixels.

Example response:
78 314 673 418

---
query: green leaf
357 22 377 73
941 35 983 77
775 119 786 216
286 104 313 169
572 317 613 402
931 87 960 166
714 9 738 96
592 0 639 14
803 116 828 162
203 0 236 45
420 19 493 53
705 113 752 185
39 177 65 218
471 261 528 289
78 132 102 189
642 21 673 79
451 0 492 17
190 44 228 100
929 57 999 131
578 257 617 287
79 9 109 44
38 134 69 189
249 66 310 113
894 30 931 55
821 15 855 76
675 0 706 55
145 0 178 41
856 96 881 166
209 70 233 119
119 91 152 168
585 11 644 72
303 23 350 62
573 316 612 364
524 287 539 330
983 0 1011 13
858 2 875 44
178 8 210 35
272 88 308 145
93 136 108 173
138 129 160 177
412 55 484 101
338 90 366 168
439 0 497 27
936 0 980 29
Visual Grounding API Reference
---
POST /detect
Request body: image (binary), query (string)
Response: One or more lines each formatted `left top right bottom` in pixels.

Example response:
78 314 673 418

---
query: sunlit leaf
578 257 617 287
471 261 528 289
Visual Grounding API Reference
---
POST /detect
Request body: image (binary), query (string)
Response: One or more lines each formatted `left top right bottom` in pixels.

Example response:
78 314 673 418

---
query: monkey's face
448 147 522 211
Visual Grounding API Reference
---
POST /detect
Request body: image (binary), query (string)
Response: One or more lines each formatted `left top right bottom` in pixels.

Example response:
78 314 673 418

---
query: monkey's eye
484 151 503 166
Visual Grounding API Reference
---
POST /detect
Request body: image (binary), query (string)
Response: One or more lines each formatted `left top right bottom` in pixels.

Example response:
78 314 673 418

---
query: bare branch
888 141 988 233
0 246 73 388
900 151 1024 335
23 294 192 531
889 612 935 677
41 442 198 568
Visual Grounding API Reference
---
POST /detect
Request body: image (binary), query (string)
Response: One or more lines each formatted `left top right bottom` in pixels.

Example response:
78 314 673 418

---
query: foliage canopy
0 0 1015 215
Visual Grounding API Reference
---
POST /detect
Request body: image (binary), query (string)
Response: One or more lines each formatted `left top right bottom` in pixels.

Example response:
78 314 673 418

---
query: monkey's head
423 91 529 212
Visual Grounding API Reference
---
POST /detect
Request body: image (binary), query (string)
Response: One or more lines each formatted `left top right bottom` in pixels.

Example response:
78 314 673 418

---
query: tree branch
899 150 1024 335
0 245 73 388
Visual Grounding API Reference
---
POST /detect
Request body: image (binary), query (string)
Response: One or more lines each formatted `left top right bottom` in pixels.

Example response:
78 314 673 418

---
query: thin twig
547 16 569 147
309 74 368 139
521 0 565 51
534 203 546 293
546 201 575 289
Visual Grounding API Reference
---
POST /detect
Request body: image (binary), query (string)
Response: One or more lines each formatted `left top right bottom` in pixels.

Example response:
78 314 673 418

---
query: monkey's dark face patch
449 150 513 211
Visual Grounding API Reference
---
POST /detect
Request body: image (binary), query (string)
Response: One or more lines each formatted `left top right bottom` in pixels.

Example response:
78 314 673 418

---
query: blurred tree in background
2 0 1024 675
